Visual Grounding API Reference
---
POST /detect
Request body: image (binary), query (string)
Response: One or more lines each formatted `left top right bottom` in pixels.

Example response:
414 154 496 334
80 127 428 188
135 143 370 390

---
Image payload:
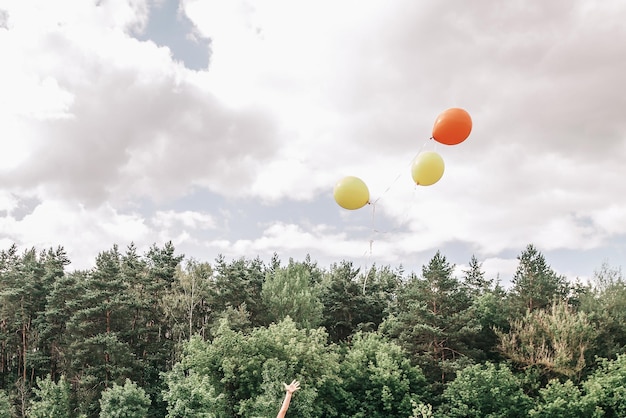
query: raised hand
283 380 300 394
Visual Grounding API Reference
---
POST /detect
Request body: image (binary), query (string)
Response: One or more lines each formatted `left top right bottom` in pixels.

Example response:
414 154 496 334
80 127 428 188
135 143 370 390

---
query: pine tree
509 244 569 313
383 252 474 385
497 301 597 378
65 247 137 416
463 255 493 296
210 255 267 327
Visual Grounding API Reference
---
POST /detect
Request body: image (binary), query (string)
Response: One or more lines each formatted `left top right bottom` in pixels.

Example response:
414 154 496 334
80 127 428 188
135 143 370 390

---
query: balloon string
360 136 433 282
370 137 430 209
361 203 376 294
371 201 376 239
371 170 403 206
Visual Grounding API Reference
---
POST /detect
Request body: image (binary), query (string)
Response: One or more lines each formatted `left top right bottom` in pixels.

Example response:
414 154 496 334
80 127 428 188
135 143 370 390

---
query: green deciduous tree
262 259 323 329
162 364 222 418
99 379 151 418
163 317 340 418
582 354 626 417
437 362 531 418
529 379 593 418
579 262 626 360
336 332 427 417
162 259 213 343
410 400 434 418
28 374 70 418
0 389 14 418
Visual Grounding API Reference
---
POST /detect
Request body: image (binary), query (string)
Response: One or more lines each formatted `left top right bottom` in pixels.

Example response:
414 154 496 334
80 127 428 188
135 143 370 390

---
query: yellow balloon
411 151 445 186
333 176 370 210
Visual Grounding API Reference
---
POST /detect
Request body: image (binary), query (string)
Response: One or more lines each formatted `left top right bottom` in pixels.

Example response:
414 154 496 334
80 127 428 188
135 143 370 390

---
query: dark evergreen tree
319 261 363 342
210 255 267 328
509 244 569 313
65 247 137 416
40 270 85 383
0 246 53 415
136 242 183 418
463 255 493 296
319 261 399 343
382 252 474 387
32 247 71 381
356 264 402 333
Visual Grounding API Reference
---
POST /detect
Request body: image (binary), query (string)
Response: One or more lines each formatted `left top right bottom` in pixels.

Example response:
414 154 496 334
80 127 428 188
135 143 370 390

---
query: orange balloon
432 108 472 145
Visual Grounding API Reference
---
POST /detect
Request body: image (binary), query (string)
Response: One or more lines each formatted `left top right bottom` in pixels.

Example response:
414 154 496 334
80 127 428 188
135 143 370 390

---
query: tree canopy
0 242 623 417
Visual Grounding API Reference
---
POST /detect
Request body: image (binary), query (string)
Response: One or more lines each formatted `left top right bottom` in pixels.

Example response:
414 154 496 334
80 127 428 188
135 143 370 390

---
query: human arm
276 380 300 418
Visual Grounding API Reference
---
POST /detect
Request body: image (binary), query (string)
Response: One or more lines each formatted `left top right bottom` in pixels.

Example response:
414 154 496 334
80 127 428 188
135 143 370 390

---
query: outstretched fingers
283 379 301 393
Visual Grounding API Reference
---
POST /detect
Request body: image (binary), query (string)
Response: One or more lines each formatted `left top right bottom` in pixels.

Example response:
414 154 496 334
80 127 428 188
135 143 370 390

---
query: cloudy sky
1 0 625 284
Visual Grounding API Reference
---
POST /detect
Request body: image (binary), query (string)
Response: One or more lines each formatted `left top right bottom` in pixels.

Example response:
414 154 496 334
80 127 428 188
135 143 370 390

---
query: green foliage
99 379 151 418
579 262 626 360
66 247 136 386
582 354 626 417
2 241 626 416
318 261 399 342
162 364 222 417
0 389 14 418
381 252 474 384
437 362 531 418
163 317 340 417
529 379 593 417
336 332 427 417
509 244 569 313
262 259 323 329
497 301 597 378
28 374 71 418
463 255 494 296
465 289 509 361
410 400 434 418
211 255 267 328
162 259 213 342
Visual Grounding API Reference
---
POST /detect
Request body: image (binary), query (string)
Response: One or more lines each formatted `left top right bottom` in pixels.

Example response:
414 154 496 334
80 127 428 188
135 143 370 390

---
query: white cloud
0 0 282 206
152 209 215 230
1 0 625 278
0 199 150 269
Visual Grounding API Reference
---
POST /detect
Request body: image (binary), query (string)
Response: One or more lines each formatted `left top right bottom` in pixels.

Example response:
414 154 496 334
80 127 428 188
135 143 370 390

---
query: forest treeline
0 242 625 417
